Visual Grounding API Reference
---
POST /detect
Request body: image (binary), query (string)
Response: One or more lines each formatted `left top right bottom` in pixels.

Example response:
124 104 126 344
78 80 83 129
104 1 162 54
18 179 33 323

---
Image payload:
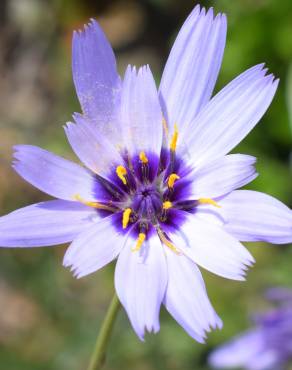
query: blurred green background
0 0 291 369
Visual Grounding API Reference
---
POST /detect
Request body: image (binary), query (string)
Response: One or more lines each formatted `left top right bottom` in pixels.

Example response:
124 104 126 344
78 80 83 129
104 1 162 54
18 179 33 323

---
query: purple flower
209 288 292 370
0 5 291 341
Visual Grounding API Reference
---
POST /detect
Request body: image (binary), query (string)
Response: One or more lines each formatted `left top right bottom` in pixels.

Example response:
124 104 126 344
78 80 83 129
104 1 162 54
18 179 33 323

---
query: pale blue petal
159 6 226 134
209 329 266 369
170 213 255 280
63 214 125 278
115 233 167 340
0 200 97 247
220 190 292 244
182 64 278 166
120 65 163 158
188 154 257 199
164 248 222 342
65 114 124 179
72 19 121 123
13 145 96 202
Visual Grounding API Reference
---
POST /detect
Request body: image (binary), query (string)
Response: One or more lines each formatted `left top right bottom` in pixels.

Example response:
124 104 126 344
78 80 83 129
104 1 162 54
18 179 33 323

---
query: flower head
209 288 292 370
0 5 291 341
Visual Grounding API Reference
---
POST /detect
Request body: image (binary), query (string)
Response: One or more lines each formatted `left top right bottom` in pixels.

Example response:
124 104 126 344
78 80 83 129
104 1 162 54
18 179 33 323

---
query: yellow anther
168 173 180 188
116 165 127 185
198 198 221 208
157 229 180 254
74 194 115 211
139 151 148 164
170 124 179 152
132 233 146 252
163 201 173 210
122 208 132 229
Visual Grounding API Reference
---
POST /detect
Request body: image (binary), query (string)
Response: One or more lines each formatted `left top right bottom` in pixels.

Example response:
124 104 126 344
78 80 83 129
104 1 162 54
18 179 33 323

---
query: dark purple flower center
90 147 197 251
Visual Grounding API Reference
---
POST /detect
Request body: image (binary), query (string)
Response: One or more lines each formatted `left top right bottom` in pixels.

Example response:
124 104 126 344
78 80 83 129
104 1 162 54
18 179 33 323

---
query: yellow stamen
139 151 148 164
157 229 180 254
168 173 180 188
170 124 178 152
122 208 132 229
163 201 172 210
162 117 169 136
132 233 146 252
198 198 221 208
74 194 114 211
116 165 127 185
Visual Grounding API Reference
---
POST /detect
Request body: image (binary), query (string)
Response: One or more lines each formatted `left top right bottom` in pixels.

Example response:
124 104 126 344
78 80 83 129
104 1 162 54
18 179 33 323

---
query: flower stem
87 293 121 370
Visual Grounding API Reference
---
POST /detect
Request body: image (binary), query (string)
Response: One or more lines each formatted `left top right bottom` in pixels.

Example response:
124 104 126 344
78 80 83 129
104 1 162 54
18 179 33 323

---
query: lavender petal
65 114 124 179
120 65 163 163
0 200 97 247
13 145 96 201
188 154 257 199
220 190 292 244
63 214 125 278
170 212 255 281
159 6 226 135
115 233 167 340
72 19 121 123
182 64 278 166
164 249 222 342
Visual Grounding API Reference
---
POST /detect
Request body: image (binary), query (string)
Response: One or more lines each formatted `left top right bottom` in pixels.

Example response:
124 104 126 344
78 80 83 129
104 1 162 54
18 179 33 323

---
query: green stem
87 293 121 370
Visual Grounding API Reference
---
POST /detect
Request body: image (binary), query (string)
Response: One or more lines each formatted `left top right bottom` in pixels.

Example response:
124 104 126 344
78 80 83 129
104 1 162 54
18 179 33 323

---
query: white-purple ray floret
209 288 292 370
0 5 291 342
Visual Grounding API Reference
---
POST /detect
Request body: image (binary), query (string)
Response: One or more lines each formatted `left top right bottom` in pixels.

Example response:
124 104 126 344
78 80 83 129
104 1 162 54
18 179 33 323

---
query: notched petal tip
75 18 98 35
137 322 160 342
215 316 223 330
197 333 207 344
200 6 206 16
89 17 98 26
63 122 74 132
136 331 145 342
215 12 227 24
12 144 24 155
206 6 214 17
124 64 137 78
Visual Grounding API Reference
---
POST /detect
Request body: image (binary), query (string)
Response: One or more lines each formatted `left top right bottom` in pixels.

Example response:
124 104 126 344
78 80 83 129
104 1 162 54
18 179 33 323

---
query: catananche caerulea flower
0 5 291 341
209 288 292 370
